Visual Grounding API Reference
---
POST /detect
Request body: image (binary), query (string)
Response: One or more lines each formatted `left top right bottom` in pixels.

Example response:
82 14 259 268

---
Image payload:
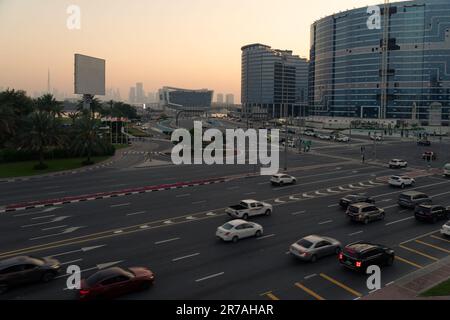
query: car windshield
221 223 234 230
399 194 411 200
296 239 313 248
417 206 431 214
391 176 400 180
348 206 359 213
344 247 361 258
445 164 450 170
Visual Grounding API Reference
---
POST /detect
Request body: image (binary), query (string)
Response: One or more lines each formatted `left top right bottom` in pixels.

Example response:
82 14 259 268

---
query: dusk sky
0 0 400 101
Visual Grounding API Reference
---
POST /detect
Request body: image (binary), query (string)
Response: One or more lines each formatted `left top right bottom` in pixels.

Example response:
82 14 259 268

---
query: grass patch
0 156 110 178
421 278 450 297
113 144 130 150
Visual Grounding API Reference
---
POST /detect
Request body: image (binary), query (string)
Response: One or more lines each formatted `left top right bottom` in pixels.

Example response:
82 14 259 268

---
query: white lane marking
46 245 106 258
349 184 362 189
385 216 415 226
42 225 67 231
110 203 130 208
172 253 200 262
381 199 392 202
31 215 56 220
30 226 83 241
257 234 275 240
274 198 286 203
60 259 83 266
23 216 71 228
155 237 180 245
140 225 149 229
245 192 257 195
126 211 146 216
206 212 216 216
113 230 123 234
386 281 395 286
327 188 340 193
291 211 306 215
192 200 206 205
318 220 333 225
176 194 191 198
195 272 224 282
339 186 353 191
13 207 60 217
303 193 315 198
349 230 364 236
400 229 440 245
289 196 301 200
304 274 317 280
328 204 339 208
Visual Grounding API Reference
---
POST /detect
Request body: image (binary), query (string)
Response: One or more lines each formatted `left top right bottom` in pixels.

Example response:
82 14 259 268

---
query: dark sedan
0 256 61 294
339 242 395 272
339 194 375 209
79 267 155 300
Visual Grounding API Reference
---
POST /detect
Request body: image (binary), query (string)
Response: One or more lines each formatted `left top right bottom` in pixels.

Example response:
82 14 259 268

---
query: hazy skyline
0 0 401 102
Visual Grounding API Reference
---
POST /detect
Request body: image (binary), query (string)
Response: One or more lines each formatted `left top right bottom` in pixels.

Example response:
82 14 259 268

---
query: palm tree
19 111 64 169
71 113 106 165
35 94 63 117
76 97 104 118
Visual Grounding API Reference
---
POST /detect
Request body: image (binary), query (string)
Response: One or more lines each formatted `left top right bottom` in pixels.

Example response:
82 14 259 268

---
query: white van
444 163 450 177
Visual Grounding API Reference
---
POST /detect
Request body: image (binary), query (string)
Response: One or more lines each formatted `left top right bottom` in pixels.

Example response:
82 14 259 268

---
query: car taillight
79 289 90 295
356 261 362 268
339 253 343 260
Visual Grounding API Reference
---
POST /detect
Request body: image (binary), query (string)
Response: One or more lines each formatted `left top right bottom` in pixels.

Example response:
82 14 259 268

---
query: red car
79 267 154 300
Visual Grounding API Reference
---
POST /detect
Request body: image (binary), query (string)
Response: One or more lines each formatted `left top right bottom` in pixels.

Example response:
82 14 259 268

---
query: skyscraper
225 94 234 105
217 93 224 104
241 43 309 118
129 87 136 103
136 82 145 103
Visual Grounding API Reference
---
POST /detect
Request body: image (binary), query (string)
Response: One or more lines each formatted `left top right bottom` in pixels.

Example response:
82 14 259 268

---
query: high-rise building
241 43 309 118
217 93 224 104
225 94 234 105
309 0 450 125
136 82 145 103
158 86 213 110
129 87 136 103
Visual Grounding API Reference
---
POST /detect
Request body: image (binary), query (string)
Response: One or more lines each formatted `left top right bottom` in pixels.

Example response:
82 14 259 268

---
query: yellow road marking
295 282 325 300
415 239 450 253
395 255 423 269
399 244 439 261
319 273 362 297
430 235 450 244
260 291 280 301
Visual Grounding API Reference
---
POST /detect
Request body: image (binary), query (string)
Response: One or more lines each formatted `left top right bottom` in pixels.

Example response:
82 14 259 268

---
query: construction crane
380 0 390 119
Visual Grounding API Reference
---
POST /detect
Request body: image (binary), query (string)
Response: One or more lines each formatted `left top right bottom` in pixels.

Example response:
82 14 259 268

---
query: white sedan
270 174 296 186
216 220 263 243
336 136 350 142
441 221 450 237
388 175 415 188
389 159 408 168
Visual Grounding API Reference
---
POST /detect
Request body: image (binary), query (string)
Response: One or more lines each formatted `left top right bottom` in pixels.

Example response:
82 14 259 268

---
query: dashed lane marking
399 244 439 261
414 239 450 253
395 256 423 269
260 291 280 301
295 282 325 300
319 273 362 297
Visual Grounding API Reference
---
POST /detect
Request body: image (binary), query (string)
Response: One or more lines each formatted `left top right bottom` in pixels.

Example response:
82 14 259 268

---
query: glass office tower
309 0 450 125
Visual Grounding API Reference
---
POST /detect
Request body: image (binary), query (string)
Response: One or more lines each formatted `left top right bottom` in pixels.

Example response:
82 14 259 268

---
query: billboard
74 54 105 95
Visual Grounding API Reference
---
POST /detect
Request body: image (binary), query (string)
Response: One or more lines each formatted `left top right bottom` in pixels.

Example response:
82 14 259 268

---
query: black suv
339 195 375 209
415 204 450 223
339 242 395 272
398 191 432 209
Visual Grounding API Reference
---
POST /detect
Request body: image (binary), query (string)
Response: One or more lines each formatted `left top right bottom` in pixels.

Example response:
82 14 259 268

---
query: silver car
289 235 342 262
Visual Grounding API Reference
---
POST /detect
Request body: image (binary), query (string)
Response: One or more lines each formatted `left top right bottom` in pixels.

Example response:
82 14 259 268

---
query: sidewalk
363 255 450 300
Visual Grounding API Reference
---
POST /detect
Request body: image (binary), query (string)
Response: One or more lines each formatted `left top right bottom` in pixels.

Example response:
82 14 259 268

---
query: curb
0 177 228 213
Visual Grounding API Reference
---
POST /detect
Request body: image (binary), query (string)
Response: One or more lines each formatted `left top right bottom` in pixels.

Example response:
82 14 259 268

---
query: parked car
388 175 415 188
414 204 450 223
318 134 332 140
216 219 263 243
225 200 272 220
346 203 385 224
440 220 450 237
79 267 154 300
282 140 295 148
389 159 408 169
370 135 383 141
422 151 437 161
304 129 315 136
339 242 395 272
336 135 350 142
339 194 375 209
289 235 341 262
0 256 61 294
270 174 296 186
417 139 431 146
398 191 432 209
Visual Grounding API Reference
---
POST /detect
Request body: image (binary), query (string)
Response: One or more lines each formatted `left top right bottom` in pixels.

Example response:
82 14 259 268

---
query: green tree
71 113 106 165
35 94 63 117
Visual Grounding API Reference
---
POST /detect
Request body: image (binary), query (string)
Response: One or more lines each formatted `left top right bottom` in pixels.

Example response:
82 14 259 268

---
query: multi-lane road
0 128 449 300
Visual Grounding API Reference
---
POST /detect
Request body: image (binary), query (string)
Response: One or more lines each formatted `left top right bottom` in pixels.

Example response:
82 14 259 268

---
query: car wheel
0 284 7 295
386 256 394 266
41 271 56 283
292 179 297 184
255 230 262 237
232 236 239 243
364 218 369 225
265 209 271 216
243 213 249 220
310 255 317 263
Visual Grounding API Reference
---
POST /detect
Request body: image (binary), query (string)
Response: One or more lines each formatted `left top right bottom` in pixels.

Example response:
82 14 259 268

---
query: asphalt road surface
0 131 449 300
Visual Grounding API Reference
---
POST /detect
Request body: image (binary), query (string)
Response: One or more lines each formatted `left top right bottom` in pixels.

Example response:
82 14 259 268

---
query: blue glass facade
159 87 213 110
309 0 450 125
